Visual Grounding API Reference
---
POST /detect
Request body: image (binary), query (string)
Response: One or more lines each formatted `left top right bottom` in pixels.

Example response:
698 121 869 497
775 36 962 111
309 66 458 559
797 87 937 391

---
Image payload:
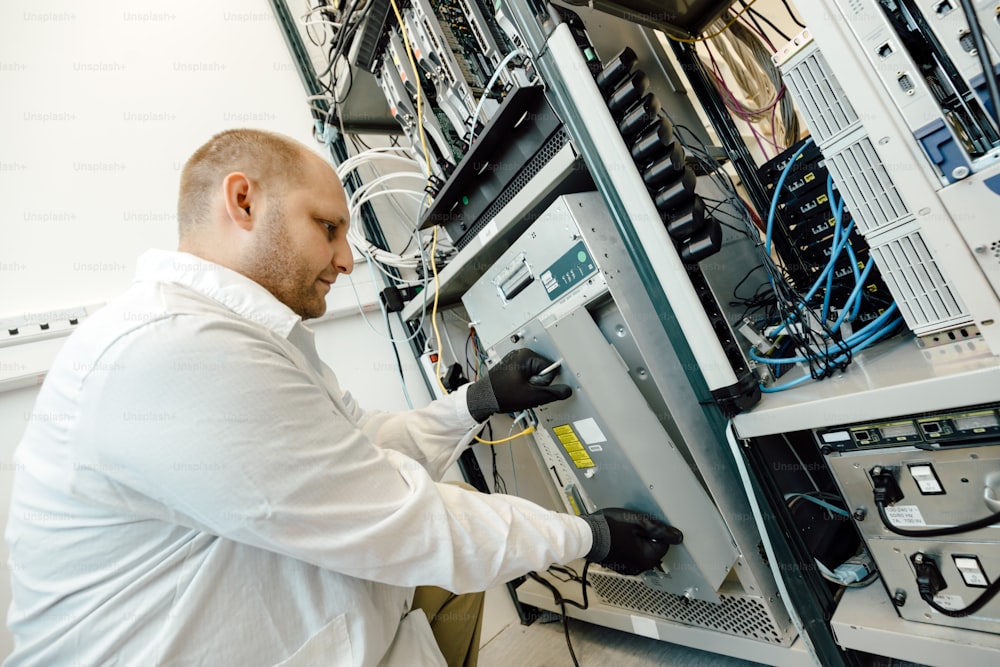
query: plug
834 551 874 584
911 552 947 597
833 562 869 584
870 466 904 505
380 286 421 313
441 363 468 391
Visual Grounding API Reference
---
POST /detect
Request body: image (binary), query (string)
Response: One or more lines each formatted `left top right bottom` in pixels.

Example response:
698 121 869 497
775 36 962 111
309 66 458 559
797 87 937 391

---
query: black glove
466 348 572 422
581 508 683 575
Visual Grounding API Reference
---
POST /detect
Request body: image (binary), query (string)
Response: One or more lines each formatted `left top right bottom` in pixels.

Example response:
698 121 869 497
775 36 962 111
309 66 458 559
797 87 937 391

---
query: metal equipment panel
463 194 796 642
832 583 1000 666
777 11 1000 351
936 159 1000 306
821 413 1000 634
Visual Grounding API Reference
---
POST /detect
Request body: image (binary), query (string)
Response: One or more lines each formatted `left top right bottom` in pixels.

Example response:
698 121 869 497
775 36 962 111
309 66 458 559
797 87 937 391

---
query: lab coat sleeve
74 316 592 593
340 379 478 482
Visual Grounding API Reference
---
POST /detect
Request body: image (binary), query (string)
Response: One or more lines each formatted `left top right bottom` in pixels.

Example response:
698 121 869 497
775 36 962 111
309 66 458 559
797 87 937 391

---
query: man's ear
222 172 254 231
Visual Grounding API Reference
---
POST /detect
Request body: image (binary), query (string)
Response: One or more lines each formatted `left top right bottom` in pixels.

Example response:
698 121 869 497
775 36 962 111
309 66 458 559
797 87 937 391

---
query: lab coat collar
134 248 302 338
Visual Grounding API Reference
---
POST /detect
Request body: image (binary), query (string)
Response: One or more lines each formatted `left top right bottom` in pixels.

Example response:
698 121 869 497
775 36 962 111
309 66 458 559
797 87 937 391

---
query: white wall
0 0 432 656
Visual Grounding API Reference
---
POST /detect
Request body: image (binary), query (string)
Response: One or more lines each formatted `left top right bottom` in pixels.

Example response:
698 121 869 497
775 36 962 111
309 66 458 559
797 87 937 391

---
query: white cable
346 248 429 344
469 49 527 136
303 19 343 28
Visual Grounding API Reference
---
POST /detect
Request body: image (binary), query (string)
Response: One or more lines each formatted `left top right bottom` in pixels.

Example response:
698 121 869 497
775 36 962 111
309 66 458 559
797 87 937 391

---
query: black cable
876 502 1000 538
920 577 1000 616
487 423 508 494
525 562 592 667
747 6 792 42
738 2 772 43
383 307 408 389
781 0 806 29
914 553 1000 617
959 0 1000 130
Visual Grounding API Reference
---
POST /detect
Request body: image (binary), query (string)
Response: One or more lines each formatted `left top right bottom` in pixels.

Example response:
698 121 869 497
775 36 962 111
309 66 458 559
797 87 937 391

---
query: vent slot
825 138 910 235
869 229 966 330
589 572 788 645
456 128 570 249
782 49 860 145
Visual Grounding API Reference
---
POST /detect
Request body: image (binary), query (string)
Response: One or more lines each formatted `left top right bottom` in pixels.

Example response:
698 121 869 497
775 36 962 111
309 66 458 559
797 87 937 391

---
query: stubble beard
247 207 326 320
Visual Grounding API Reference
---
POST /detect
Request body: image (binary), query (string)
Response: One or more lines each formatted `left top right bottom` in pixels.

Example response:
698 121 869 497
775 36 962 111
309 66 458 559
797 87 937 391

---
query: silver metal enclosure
824 433 1000 633
463 193 796 644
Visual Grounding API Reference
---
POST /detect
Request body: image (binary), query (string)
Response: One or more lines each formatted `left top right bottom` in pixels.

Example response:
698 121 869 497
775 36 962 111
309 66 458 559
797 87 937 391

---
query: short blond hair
178 129 306 237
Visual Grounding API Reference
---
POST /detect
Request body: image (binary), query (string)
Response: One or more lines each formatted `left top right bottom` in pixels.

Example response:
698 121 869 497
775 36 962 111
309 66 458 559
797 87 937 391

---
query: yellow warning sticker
553 424 594 468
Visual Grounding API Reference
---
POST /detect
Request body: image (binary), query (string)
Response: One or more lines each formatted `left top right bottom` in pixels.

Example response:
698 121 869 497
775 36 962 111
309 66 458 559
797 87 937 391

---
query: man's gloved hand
466 348 572 422
581 508 683 575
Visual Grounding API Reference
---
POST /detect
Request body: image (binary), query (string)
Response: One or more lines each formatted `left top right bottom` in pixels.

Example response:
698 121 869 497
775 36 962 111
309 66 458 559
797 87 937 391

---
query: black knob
679 217 722 263
664 197 706 240
642 143 686 188
617 94 661 140
607 71 650 116
595 47 638 97
653 166 697 213
629 118 674 167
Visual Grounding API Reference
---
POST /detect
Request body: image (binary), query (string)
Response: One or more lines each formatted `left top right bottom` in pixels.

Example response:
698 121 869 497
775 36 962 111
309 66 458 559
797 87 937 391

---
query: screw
820 445 833 455
510 334 520 343
893 589 907 607
872 466 882 475
852 507 867 521
914 553 924 565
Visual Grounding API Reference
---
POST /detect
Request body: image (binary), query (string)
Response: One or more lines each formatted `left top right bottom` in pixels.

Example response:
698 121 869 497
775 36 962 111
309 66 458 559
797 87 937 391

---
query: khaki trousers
410 586 485 667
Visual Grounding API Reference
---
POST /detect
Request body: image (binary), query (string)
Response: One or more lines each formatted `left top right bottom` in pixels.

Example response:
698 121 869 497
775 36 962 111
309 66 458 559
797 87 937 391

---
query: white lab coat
4 249 592 666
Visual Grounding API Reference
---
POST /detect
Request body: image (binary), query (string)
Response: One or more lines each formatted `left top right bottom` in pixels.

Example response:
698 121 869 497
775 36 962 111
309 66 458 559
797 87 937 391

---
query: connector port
870 466 905 505
959 30 977 55
934 0 954 17
898 73 915 95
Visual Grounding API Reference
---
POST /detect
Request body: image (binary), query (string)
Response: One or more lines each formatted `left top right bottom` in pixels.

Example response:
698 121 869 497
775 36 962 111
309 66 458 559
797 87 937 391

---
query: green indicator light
577 250 587 262
461 195 469 205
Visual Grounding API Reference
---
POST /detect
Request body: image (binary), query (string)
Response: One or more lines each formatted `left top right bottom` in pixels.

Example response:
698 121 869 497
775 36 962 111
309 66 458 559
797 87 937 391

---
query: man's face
247 155 353 319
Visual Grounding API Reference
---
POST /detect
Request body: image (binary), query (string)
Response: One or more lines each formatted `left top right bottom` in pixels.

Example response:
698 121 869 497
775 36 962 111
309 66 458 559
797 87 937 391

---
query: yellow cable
429 225 448 395
477 425 536 445
429 221 533 443
391 0 532 445
388 0 431 179
666 0 761 43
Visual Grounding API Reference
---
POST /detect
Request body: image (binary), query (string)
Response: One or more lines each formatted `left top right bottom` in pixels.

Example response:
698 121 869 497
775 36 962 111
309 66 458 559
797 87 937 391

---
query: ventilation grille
869 229 967 330
456 127 570 250
781 49 859 145
825 137 910 235
589 573 788 646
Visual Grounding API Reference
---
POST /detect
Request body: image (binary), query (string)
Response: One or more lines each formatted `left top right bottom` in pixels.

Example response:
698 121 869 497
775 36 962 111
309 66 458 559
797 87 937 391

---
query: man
5 129 681 666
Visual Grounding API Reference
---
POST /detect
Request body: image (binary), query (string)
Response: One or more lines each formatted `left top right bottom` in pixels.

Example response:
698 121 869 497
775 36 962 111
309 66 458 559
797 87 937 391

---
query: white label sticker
479 220 499 246
573 418 607 444
931 594 965 610
883 505 927 527
630 615 659 640
821 431 851 443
